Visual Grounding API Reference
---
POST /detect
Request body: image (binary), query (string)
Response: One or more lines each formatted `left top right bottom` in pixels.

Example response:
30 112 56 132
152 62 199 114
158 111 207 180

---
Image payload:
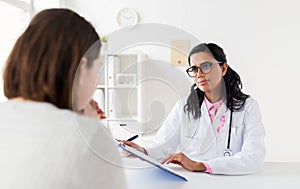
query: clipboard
119 143 188 181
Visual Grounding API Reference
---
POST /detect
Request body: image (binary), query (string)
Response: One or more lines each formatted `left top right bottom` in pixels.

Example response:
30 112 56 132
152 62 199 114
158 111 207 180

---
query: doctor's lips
197 79 208 86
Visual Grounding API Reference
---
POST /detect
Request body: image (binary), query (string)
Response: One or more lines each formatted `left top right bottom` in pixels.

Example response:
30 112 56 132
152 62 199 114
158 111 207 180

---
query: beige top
0 100 127 189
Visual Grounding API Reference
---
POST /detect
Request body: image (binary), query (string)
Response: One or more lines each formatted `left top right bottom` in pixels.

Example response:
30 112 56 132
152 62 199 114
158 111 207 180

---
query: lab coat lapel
201 103 211 125
212 103 231 156
215 103 227 118
197 103 217 155
212 103 227 131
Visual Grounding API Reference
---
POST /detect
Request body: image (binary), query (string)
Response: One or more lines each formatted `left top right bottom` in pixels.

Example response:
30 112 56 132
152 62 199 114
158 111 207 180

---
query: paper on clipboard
119 143 188 181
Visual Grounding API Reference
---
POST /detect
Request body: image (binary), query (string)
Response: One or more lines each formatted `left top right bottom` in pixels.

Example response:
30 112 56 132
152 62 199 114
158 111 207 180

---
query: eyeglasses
186 62 221 77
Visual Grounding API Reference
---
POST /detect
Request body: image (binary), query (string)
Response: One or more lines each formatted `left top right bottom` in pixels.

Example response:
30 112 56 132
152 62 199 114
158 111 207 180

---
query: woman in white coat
121 43 266 175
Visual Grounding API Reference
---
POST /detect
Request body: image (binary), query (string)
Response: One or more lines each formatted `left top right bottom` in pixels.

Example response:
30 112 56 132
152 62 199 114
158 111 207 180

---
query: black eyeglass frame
186 61 221 77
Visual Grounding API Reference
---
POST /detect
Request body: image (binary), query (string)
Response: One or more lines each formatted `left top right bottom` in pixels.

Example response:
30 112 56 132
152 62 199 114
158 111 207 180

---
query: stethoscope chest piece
223 148 232 157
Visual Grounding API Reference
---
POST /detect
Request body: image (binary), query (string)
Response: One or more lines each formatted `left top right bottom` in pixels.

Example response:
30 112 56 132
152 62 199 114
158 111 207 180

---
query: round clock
116 7 139 29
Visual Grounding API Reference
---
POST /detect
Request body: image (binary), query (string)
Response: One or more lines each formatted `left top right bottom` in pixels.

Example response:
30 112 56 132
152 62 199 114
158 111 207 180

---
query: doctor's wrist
194 162 207 172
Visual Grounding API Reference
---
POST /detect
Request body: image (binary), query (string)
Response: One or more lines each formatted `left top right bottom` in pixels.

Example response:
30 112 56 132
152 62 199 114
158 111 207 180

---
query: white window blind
0 0 31 102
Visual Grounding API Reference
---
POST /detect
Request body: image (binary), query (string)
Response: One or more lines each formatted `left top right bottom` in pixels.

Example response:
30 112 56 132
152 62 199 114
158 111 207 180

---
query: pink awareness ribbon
217 115 226 133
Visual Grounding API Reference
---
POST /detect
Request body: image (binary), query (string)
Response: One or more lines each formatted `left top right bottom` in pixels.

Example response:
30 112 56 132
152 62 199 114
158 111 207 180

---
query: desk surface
123 158 300 189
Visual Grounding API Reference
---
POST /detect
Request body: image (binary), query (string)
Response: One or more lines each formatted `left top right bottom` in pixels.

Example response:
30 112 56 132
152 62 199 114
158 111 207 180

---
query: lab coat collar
214 102 228 120
201 100 228 123
201 102 211 124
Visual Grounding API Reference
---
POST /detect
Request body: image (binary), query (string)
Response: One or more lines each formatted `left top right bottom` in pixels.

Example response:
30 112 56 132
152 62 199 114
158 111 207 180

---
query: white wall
65 0 300 162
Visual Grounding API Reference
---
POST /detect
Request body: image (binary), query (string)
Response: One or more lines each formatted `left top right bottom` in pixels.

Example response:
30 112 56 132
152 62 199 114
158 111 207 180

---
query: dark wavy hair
184 43 249 119
3 9 100 110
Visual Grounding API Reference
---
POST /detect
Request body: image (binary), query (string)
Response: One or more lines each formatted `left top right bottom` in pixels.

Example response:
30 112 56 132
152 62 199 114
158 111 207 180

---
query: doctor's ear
221 62 229 76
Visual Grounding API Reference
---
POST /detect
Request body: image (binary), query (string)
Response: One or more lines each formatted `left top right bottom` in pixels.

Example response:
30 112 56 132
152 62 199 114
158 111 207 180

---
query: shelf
97 85 137 89
108 85 137 89
106 115 139 121
96 85 106 88
98 52 144 132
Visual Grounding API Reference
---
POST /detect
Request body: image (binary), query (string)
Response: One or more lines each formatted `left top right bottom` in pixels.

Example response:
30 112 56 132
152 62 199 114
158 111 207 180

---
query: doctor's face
189 52 225 94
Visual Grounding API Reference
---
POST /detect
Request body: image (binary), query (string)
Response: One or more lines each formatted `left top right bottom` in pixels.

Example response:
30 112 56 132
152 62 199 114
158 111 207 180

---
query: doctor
121 43 266 175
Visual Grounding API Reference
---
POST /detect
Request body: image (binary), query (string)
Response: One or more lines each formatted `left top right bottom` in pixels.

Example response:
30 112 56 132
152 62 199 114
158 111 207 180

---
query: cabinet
93 52 145 140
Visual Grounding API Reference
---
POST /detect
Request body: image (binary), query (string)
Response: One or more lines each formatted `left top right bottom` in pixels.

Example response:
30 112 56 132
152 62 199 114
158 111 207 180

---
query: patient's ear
78 57 88 85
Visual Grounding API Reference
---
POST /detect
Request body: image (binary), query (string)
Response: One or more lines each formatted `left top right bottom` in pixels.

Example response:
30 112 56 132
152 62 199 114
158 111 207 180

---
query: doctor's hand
160 152 206 172
117 140 148 155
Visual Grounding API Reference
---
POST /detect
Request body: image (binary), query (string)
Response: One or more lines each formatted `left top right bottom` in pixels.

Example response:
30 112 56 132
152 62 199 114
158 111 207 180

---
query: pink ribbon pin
217 115 226 133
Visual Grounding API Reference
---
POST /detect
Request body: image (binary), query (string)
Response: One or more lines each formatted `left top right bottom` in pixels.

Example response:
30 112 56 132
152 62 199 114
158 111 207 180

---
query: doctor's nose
197 67 205 77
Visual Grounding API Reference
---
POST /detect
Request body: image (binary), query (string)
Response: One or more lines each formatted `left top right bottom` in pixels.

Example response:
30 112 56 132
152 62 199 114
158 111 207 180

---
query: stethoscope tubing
186 108 233 156
227 109 233 150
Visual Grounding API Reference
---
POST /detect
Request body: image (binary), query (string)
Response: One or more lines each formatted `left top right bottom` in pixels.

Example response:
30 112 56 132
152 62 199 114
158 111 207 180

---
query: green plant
101 35 108 43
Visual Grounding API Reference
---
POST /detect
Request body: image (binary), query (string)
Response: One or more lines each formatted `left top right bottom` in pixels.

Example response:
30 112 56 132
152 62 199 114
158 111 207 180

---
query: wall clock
116 7 139 29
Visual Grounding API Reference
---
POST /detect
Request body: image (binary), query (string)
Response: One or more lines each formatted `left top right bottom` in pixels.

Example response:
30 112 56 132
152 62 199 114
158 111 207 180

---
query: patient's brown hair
3 8 101 110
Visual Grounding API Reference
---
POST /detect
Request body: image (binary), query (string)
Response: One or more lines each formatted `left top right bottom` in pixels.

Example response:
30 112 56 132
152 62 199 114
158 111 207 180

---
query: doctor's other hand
160 152 206 172
117 140 148 155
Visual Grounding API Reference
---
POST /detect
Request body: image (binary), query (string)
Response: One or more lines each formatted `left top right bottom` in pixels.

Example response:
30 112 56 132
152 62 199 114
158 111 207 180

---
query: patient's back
0 100 127 189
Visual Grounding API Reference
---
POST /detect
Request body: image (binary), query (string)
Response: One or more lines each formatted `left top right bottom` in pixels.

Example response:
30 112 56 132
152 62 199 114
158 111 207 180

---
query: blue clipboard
119 143 188 181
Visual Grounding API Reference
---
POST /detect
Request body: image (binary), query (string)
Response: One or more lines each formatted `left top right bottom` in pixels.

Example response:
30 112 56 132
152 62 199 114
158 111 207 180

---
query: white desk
123 158 300 189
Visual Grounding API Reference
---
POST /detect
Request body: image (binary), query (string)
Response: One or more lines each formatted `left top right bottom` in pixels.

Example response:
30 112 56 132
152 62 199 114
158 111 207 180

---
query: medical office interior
1 0 300 166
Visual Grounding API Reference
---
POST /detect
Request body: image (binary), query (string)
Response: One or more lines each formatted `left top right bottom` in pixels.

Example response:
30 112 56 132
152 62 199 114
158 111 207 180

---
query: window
0 0 31 102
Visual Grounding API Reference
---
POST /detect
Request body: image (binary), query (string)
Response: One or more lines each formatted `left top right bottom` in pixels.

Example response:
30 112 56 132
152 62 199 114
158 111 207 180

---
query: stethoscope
223 109 233 157
186 108 233 157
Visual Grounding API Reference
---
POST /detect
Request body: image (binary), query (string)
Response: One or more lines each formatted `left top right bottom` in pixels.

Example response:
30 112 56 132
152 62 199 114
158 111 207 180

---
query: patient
0 8 126 188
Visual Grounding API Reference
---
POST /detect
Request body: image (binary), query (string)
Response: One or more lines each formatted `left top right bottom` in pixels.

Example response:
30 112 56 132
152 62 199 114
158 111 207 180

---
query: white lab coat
145 97 266 175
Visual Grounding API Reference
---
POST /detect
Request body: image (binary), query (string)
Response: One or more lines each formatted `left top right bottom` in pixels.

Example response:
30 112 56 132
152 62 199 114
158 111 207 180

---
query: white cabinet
94 52 145 139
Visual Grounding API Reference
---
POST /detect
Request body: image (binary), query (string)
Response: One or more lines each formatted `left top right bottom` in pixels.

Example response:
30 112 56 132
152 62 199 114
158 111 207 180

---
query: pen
126 135 138 141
